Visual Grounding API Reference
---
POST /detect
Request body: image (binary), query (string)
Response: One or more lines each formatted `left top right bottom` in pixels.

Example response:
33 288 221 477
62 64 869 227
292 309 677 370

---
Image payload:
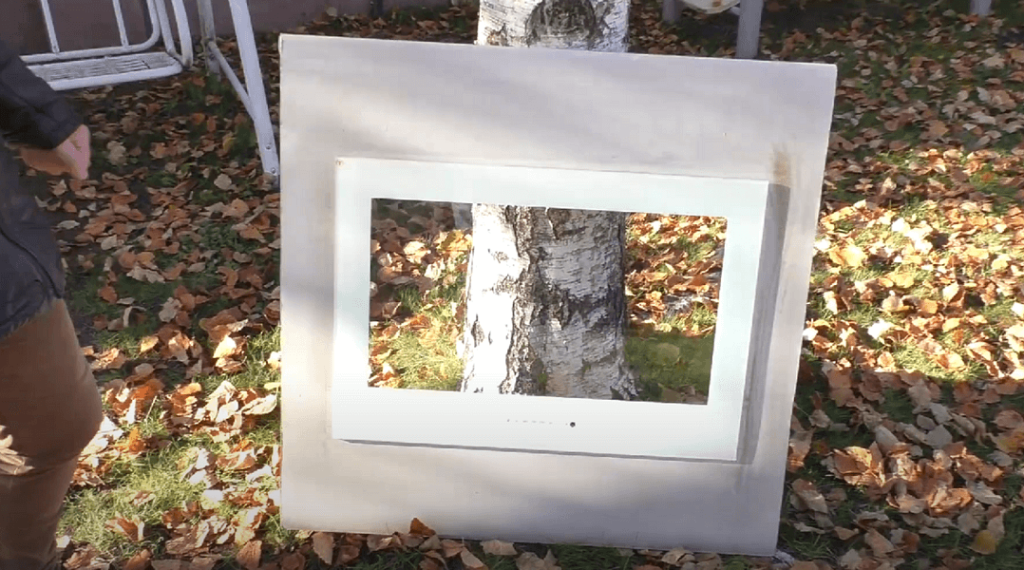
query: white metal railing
22 0 176 64
23 0 279 183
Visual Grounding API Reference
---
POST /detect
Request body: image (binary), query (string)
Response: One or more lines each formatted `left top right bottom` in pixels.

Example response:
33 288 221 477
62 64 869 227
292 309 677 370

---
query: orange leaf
864 528 894 556
105 516 145 542
410 518 436 537
99 285 118 303
124 550 152 570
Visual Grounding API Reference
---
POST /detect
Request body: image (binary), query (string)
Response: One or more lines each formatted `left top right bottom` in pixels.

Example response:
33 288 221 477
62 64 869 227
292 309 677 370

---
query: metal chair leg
197 0 221 77
227 0 279 182
736 0 764 59
663 0 682 24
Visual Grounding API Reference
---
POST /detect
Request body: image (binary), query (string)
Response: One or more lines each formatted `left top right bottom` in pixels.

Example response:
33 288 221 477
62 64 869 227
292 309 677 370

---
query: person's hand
19 124 91 180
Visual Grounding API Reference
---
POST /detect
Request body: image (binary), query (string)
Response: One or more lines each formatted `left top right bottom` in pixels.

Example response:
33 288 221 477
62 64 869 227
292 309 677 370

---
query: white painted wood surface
280 35 835 555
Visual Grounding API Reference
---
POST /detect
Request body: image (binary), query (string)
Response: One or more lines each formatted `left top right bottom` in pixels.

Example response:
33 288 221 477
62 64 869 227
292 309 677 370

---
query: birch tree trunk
457 0 637 400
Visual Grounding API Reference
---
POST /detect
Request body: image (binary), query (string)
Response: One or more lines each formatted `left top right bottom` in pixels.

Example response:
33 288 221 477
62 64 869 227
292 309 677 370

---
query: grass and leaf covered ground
21 0 1024 568
367 200 722 403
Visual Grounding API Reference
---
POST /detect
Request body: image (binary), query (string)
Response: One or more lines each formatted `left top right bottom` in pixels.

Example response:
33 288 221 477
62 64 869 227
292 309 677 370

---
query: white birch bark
477 0 629 50
458 0 636 399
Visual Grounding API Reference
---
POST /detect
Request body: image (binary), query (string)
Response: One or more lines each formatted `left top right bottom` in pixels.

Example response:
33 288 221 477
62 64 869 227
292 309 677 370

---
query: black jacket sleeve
0 38 82 150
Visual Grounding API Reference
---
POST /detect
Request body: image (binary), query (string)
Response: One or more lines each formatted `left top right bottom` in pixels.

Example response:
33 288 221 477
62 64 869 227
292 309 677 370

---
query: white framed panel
280 34 836 555
333 159 776 462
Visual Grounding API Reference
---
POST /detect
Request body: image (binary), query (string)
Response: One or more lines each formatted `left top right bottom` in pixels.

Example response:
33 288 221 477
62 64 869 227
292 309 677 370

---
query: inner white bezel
332 157 774 462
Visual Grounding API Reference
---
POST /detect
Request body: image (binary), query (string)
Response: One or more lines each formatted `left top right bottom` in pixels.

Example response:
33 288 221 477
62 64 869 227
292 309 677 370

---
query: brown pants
0 299 103 570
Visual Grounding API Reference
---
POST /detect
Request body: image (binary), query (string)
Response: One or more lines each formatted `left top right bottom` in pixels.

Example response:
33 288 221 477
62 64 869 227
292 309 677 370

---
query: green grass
93 325 156 360
549 544 635 569
387 308 463 391
877 388 915 424
59 441 205 557
626 331 714 402
673 233 718 262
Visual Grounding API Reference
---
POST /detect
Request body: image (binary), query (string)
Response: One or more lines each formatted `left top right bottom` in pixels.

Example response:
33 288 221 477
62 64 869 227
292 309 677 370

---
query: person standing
0 37 103 570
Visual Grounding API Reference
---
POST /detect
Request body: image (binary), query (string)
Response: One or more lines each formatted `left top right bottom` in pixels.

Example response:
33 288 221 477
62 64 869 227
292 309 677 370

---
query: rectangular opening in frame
332 158 778 462
367 198 729 407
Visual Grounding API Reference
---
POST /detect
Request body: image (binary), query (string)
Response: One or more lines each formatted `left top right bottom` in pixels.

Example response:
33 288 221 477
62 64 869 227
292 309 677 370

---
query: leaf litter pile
23 0 1024 568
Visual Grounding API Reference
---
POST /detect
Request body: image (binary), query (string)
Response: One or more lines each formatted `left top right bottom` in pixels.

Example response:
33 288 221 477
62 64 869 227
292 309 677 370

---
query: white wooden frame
334 160 779 462
280 35 836 555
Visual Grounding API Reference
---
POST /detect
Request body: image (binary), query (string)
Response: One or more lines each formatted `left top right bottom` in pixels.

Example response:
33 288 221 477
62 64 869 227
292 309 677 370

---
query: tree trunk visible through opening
458 0 636 399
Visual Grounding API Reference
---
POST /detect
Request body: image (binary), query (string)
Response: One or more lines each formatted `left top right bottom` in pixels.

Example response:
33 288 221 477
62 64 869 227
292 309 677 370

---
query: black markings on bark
504 206 544 394
462 204 636 398
471 317 485 346
526 0 600 48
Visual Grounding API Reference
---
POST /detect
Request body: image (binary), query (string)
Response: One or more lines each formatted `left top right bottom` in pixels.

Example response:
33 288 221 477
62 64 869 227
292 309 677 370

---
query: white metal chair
21 0 279 183
661 0 763 59
23 0 192 91
972 0 992 16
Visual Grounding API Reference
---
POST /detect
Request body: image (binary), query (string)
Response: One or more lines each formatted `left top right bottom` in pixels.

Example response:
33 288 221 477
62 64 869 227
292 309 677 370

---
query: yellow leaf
942 283 960 302
139 335 160 354
829 244 867 267
881 293 904 313
213 336 239 359
938 352 966 371
942 318 961 333
890 272 915 288
970 529 999 555
918 299 938 315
